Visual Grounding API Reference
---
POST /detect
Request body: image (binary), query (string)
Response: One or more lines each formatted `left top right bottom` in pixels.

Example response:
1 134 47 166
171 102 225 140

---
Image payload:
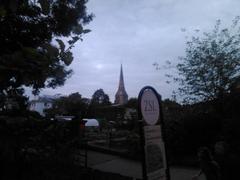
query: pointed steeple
118 64 125 90
115 64 128 105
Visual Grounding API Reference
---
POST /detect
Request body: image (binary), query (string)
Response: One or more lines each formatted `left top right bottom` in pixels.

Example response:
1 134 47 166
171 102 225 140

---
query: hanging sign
138 86 170 180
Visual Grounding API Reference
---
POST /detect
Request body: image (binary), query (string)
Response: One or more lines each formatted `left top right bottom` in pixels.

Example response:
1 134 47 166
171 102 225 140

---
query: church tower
115 64 128 105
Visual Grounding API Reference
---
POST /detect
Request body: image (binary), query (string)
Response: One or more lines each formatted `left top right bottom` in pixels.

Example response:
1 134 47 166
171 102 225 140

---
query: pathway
86 150 206 180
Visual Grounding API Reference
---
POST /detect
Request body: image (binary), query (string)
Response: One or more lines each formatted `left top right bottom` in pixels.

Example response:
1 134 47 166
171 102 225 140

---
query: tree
90 89 111 106
125 98 137 109
175 17 240 103
0 0 93 99
86 89 111 118
0 88 29 114
45 92 89 118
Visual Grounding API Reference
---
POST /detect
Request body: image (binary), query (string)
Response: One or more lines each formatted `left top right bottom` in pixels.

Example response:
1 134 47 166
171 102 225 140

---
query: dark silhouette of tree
86 89 111 118
0 88 29 114
125 97 137 109
0 0 93 103
91 89 111 106
45 92 89 119
176 17 240 103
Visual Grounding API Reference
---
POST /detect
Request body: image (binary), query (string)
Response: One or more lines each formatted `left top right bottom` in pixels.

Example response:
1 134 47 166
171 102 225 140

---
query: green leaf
68 36 80 45
56 39 65 52
83 29 91 34
62 51 73 66
72 24 83 34
43 43 59 57
39 0 50 15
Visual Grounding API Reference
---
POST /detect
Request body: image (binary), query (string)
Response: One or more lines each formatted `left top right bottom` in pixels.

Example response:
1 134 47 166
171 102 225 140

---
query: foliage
0 88 28 113
221 92 240 154
90 89 111 106
0 0 93 98
45 92 89 119
176 17 240 102
86 89 111 118
126 132 141 158
161 97 240 167
0 116 90 179
125 97 138 109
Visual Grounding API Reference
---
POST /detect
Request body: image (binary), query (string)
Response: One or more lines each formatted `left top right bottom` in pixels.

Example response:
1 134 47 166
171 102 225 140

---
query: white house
29 94 61 116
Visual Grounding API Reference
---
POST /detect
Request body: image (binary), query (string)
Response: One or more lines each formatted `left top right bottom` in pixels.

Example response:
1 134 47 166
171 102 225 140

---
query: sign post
138 86 170 180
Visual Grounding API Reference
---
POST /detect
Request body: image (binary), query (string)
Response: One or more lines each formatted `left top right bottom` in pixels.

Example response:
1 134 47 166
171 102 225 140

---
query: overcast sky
39 0 240 102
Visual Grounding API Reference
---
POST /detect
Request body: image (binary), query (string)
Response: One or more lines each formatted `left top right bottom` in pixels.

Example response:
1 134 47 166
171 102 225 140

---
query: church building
114 65 128 105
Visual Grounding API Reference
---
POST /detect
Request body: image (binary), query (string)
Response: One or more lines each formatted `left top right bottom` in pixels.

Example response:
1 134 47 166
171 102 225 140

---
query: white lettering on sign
141 89 160 125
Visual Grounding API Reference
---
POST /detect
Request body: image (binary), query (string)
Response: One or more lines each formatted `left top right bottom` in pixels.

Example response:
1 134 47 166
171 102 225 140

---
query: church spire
115 64 128 105
119 64 125 90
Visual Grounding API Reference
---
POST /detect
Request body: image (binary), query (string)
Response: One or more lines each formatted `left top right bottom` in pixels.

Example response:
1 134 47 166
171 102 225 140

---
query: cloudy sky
40 0 240 102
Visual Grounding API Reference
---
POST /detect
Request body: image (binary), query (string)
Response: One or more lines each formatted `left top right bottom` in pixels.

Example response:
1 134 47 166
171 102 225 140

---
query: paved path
86 150 206 180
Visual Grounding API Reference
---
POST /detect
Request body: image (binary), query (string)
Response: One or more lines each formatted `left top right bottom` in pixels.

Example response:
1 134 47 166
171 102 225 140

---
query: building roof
30 94 62 103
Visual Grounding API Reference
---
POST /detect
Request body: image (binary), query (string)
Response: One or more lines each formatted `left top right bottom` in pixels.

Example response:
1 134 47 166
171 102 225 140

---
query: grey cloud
39 0 240 102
